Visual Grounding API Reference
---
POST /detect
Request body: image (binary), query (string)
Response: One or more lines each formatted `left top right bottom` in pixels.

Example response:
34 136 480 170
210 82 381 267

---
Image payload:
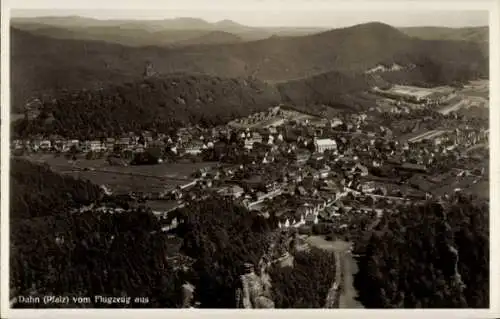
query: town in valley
8 10 490 311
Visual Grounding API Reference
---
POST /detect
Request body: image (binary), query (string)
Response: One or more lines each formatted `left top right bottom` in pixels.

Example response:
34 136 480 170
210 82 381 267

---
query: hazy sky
9 0 490 28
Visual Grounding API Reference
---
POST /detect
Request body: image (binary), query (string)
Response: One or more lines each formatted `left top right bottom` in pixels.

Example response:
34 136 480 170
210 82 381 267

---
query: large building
314 138 337 153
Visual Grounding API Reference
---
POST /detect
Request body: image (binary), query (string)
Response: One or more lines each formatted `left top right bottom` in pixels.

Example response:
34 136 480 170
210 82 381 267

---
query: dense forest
11 22 488 112
12 75 281 139
354 196 489 308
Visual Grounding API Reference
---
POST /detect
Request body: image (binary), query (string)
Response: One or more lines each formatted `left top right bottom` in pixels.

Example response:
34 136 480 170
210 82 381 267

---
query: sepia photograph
1 0 498 317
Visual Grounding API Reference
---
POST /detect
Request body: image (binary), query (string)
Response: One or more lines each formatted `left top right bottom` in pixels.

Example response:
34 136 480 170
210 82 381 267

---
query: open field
145 200 181 213
64 170 184 194
20 154 218 194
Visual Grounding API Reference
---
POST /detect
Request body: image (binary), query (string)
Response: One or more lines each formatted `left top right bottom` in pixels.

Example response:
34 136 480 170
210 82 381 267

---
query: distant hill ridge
11 21 488 113
12 16 248 30
11 16 324 44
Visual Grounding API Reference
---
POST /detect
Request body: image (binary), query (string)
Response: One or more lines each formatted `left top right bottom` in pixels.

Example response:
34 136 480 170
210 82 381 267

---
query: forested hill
11 22 488 112
13 75 281 139
10 158 103 220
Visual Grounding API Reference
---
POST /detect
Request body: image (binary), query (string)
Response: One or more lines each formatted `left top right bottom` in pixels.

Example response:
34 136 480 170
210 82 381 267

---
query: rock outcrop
181 282 196 308
236 263 275 308
235 230 305 308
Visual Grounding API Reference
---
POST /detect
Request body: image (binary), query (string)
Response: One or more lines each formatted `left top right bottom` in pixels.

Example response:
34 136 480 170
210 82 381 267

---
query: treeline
10 158 103 220
353 195 489 308
13 75 280 140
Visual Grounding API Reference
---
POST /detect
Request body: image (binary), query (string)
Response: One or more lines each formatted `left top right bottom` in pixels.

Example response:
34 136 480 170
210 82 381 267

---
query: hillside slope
13 74 281 139
11 22 488 112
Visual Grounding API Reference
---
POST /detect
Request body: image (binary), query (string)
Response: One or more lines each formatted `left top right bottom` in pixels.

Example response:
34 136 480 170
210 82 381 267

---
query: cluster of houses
136 106 488 235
